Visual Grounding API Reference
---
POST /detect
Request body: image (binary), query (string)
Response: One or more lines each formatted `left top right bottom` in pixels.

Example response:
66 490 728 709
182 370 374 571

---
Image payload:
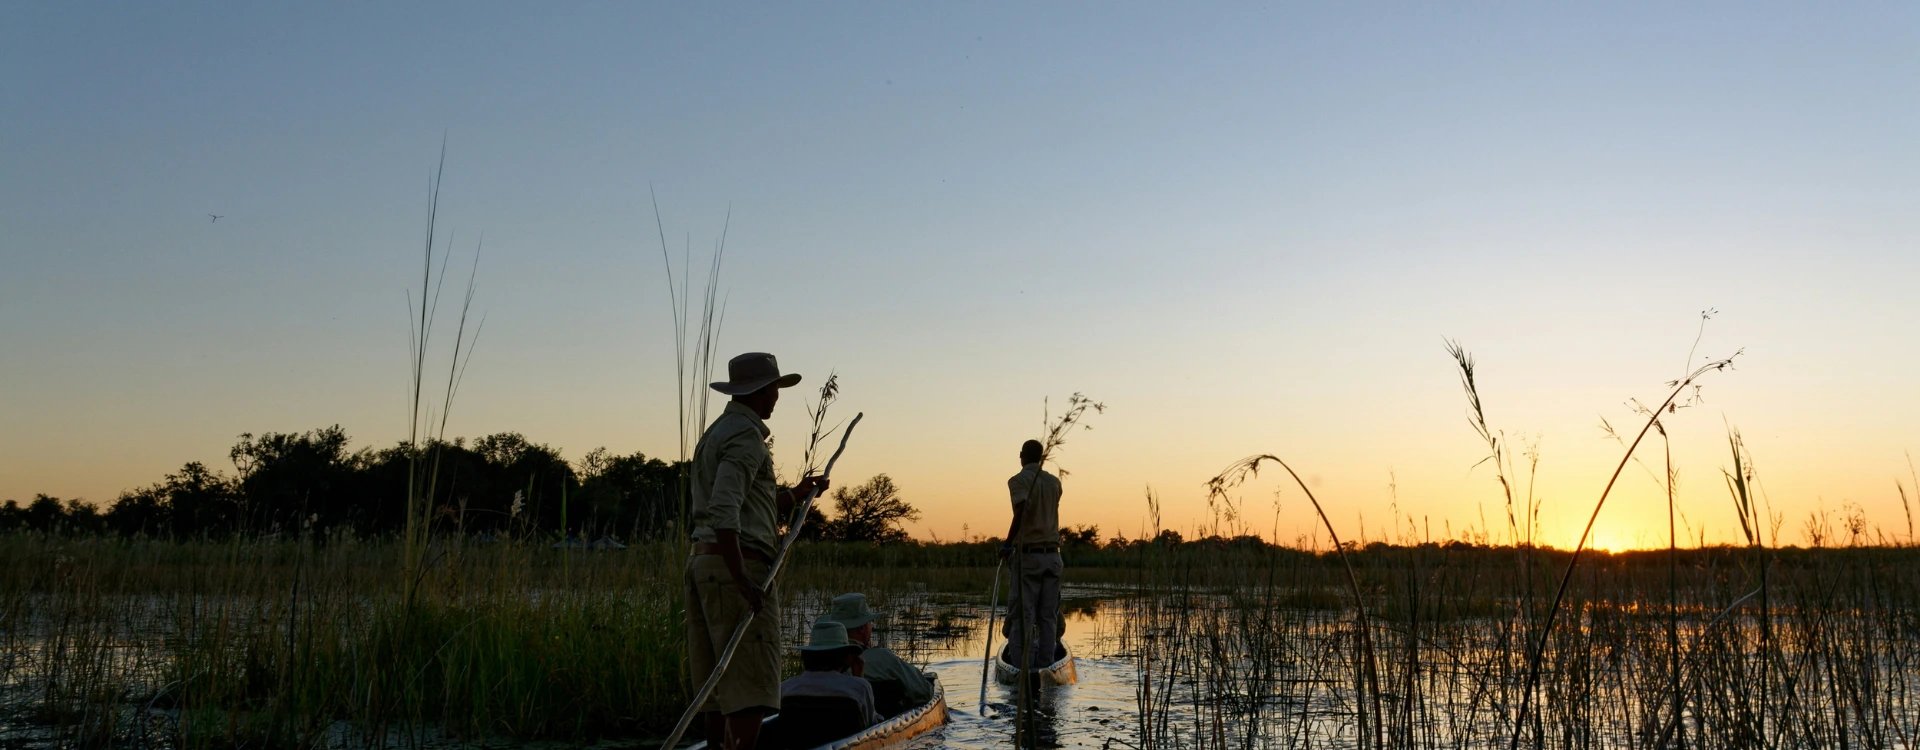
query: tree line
0 426 922 543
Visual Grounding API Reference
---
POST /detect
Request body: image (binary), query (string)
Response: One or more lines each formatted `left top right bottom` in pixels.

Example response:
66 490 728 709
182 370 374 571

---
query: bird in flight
208 214 223 223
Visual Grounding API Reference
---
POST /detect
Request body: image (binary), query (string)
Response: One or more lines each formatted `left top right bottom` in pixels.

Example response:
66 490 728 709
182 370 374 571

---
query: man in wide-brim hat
778 619 882 728
685 352 828 750
823 592 933 715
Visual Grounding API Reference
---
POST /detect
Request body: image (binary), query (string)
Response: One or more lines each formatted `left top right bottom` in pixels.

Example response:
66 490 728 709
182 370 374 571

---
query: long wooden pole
978 557 1005 713
658 413 863 750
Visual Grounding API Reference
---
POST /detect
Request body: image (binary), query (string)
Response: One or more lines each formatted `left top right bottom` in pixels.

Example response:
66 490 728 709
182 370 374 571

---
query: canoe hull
686 674 948 750
993 645 1077 686
839 677 947 750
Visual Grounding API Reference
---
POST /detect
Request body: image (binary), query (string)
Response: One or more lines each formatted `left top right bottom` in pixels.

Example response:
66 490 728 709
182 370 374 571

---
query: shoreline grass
3 534 1916 748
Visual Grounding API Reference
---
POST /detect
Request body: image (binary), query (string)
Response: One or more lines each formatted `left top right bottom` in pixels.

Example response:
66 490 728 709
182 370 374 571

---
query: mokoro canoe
993 643 1077 686
687 674 948 750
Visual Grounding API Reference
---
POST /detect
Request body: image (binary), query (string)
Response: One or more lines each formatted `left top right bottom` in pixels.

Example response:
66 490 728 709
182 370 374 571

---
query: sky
3 2 1916 550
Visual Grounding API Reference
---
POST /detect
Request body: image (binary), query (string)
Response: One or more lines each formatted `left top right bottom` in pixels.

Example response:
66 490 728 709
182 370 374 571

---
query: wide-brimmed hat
824 592 879 628
709 352 803 396
798 619 865 654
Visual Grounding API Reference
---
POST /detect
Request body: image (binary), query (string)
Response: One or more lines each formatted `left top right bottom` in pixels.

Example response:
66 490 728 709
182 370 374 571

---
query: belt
1018 544 1060 553
692 542 774 565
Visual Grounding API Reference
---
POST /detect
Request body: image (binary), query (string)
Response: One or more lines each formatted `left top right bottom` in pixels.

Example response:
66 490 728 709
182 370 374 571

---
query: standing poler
1000 439 1064 668
685 352 828 750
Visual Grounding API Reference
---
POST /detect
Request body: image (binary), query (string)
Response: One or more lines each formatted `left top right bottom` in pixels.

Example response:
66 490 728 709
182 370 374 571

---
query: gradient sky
4 2 1916 550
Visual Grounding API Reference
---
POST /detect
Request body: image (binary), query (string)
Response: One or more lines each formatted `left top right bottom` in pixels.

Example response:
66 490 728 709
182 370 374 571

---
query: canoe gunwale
830 674 947 750
684 673 947 750
992 646 1077 685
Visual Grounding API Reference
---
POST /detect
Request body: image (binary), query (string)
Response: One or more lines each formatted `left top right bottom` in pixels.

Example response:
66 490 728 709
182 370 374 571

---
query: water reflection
870 587 1139 749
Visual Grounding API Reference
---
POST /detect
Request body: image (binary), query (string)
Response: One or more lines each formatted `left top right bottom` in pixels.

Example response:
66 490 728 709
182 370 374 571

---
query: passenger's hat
798 619 865 654
709 352 803 396
824 592 880 628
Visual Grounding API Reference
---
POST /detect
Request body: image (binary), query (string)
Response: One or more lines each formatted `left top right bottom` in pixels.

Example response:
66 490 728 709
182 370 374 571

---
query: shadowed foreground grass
3 535 1918 749
0 535 1029 748
3 536 696 747
1117 540 1920 750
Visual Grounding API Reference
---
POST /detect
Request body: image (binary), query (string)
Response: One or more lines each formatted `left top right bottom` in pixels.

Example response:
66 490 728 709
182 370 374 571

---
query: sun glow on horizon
1584 527 1645 554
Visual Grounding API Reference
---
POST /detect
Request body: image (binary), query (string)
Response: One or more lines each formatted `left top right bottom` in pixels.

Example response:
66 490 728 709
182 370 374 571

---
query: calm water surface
860 586 1161 750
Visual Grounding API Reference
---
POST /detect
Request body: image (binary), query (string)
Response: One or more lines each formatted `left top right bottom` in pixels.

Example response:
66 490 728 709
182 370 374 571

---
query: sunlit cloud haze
3 3 1915 550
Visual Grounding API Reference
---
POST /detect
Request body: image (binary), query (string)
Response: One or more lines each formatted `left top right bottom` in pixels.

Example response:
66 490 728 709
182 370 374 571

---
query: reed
1119 335 1920 750
4 529 1920 748
10 301 1920 749
1114 535 1920 749
650 189 729 542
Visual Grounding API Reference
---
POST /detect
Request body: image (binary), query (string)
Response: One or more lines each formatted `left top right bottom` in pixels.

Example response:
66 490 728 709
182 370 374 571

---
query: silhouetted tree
338 443 423 535
141 462 243 538
0 495 103 534
12 427 706 542
105 486 170 537
62 499 104 535
23 495 67 532
820 474 919 543
576 450 680 540
471 432 577 534
1061 524 1101 549
229 426 355 535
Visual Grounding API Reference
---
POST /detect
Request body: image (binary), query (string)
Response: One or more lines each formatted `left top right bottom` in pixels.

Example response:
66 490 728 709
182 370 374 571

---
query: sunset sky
4 3 1915 550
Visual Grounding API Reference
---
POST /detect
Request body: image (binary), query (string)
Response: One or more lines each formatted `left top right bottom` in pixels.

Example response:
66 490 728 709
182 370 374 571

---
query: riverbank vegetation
3 533 1917 748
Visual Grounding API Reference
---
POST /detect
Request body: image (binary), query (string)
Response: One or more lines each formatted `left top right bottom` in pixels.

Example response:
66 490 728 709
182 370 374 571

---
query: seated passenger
780 619 882 729
824 592 933 716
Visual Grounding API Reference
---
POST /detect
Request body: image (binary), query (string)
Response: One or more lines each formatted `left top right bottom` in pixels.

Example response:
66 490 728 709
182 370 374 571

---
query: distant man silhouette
685 352 828 750
823 592 933 715
1000 439 1064 668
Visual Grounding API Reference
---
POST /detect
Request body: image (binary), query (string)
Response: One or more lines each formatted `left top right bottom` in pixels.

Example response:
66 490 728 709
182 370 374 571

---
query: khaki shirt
1007 462 1062 546
690 401 779 559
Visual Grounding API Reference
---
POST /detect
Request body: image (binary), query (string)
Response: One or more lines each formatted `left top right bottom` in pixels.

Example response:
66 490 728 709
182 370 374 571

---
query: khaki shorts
684 554 781 715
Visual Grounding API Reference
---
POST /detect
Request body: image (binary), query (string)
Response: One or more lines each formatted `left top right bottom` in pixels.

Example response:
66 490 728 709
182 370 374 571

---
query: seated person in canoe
823 592 933 716
779 619 883 733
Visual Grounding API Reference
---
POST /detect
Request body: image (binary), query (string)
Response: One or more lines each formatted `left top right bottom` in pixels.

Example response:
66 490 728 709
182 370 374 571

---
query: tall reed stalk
402 144 485 589
1207 455 1385 750
1506 350 1740 750
649 190 728 541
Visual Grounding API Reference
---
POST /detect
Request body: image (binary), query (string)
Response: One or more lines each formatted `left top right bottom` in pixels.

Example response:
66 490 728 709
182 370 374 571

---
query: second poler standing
999 439 1064 668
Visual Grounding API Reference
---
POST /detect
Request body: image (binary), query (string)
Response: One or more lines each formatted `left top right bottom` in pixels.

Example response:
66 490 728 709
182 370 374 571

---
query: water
846 583 1920 750
9 585 1918 749
856 586 1151 750
926 657 1142 750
